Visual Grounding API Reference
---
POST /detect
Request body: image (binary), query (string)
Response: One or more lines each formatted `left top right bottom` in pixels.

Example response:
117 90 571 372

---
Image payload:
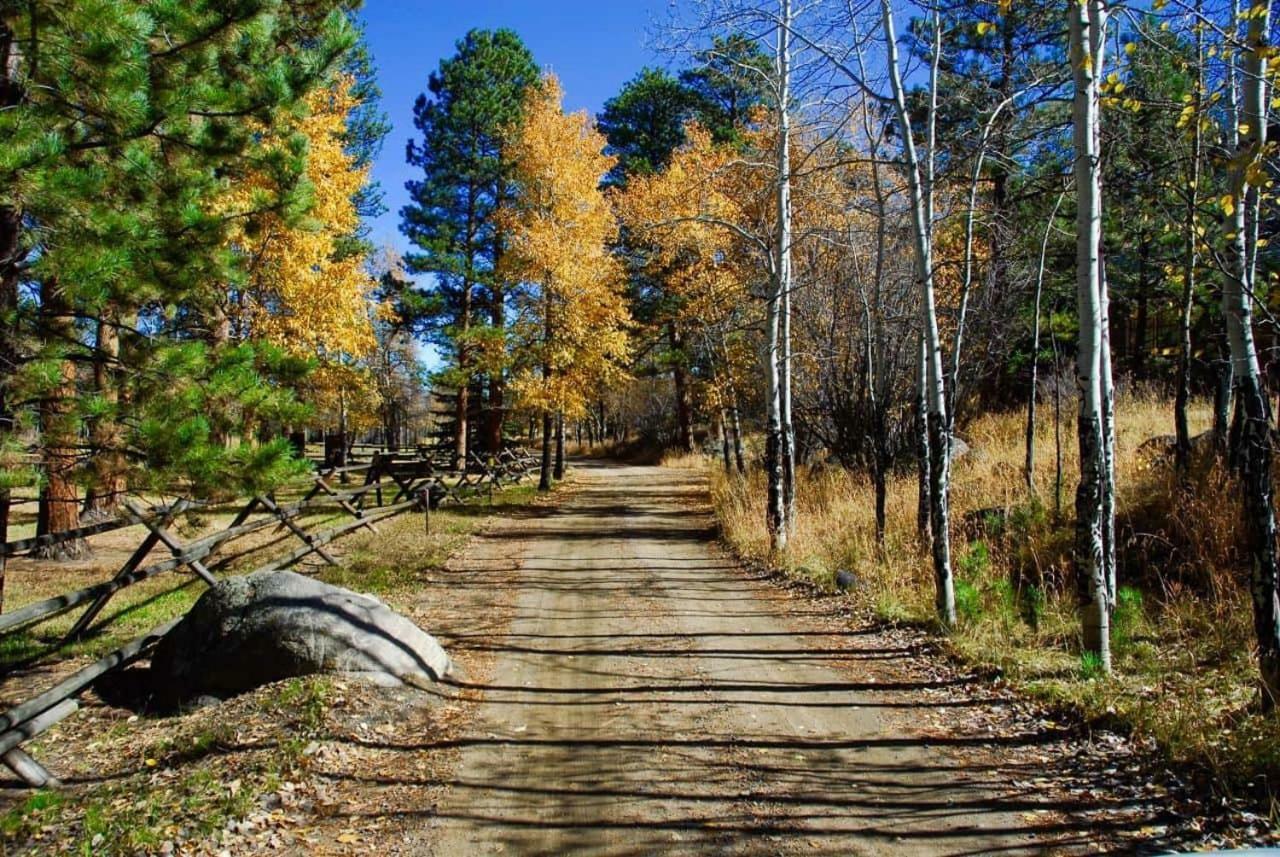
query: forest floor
2 459 1274 854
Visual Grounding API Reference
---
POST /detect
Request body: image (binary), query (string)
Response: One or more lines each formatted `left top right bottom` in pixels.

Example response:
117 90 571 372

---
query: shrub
954 579 982 625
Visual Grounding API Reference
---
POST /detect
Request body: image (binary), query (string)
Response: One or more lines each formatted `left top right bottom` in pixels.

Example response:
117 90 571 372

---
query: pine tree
0 0 358 558
401 29 540 467
598 49 765 454
339 16 392 257
678 34 771 145
598 68 700 186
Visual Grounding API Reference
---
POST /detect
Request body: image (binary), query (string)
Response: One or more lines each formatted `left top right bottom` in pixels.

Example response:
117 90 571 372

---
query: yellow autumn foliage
228 74 379 364
501 75 632 420
613 123 759 409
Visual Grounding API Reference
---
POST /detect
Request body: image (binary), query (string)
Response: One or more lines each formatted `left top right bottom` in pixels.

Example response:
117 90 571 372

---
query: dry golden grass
707 393 1280 799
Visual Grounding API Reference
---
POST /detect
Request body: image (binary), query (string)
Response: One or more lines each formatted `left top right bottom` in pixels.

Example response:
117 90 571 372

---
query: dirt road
407 460 1187 855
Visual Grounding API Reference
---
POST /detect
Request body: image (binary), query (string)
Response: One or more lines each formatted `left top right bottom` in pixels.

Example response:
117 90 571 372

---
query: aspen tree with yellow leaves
1216 0 1280 708
501 76 631 491
614 123 760 475
216 73 390 451
231 75 380 374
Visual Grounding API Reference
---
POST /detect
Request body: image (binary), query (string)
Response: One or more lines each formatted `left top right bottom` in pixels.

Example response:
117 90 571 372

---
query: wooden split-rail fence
0 446 540 787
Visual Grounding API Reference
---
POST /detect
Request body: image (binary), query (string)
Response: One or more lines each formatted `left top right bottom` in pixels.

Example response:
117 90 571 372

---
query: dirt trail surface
385 460 1199 856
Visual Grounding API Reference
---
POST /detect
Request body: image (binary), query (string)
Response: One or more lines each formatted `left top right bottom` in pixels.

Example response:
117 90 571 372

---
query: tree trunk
1069 0 1113 672
0 200 15 610
780 250 795 526
863 82 890 548
538 412 553 492
486 313 505 456
336 388 349 472
1133 242 1150 376
1215 354 1233 448
83 311 127 521
916 333 932 546
779 0 796 526
730 400 746 475
0 22 23 607
884 1 953 624
1175 20 1203 478
719 410 732 472
1100 257 1118 613
454 277 473 471
764 0 792 553
554 411 565 480
1225 0 1280 708
672 325 694 454
952 98 1014 430
35 279 88 559
1027 193 1065 491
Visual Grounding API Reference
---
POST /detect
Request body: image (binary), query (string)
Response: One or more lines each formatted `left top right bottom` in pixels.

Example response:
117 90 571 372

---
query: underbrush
708 392 1280 801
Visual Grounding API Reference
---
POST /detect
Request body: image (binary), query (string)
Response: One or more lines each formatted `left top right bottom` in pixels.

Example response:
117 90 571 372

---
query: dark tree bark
35 280 88 559
671 324 694 453
83 311 127 521
554 411 565 480
538 412 553 492
719 411 732 472
730 402 745 475
1 21 26 604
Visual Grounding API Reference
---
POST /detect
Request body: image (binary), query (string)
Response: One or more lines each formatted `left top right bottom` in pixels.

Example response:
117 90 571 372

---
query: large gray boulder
150 571 451 704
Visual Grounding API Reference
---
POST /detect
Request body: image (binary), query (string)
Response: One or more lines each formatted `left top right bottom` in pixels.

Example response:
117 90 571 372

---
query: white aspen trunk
781 260 795 523
953 139 985 433
1176 10 1204 476
1069 0 1112 673
765 262 786 549
1090 1 1118 613
857 84 892 547
1224 0 1280 709
1026 192 1066 491
883 0 954 626
1219 0 1244 439
777 0 795 538
1100 255 1117 610
916 332 932 545
953 97 1015 430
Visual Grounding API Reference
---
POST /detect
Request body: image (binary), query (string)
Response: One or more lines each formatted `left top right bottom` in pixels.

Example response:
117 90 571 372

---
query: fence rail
0 446 540 786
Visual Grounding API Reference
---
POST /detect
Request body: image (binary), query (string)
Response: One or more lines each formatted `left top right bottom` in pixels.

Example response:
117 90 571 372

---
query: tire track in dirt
406 460 1194 855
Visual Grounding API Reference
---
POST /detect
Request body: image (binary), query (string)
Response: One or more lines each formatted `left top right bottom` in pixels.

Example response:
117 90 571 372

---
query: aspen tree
1068 0 1115 672
882 1 956 626
501 77 631 491
1222 0 1280 707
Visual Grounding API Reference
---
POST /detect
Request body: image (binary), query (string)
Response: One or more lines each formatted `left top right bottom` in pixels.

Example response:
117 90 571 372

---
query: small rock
835 570 861 591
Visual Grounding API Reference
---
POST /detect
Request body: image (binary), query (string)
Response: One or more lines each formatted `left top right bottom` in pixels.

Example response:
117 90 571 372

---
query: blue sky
358 0 669 262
